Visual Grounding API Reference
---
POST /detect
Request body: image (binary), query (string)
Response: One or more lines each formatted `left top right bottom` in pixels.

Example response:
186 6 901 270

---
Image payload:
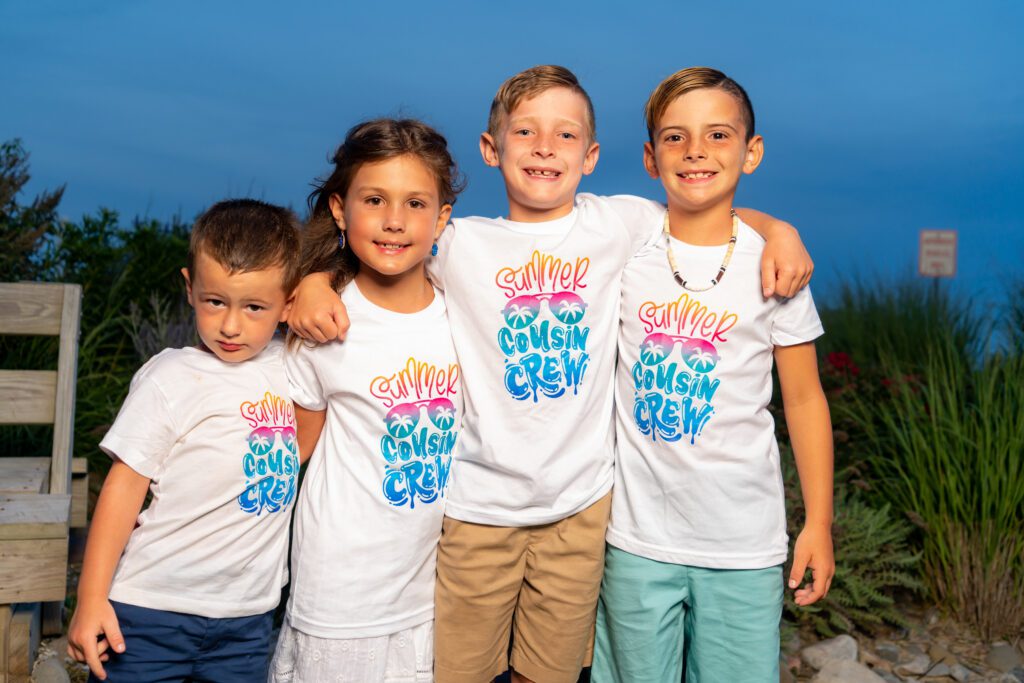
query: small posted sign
918 229 957 278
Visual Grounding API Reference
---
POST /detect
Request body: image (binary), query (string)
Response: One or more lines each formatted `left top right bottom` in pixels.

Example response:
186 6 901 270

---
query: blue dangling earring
338 230 346 250
431 241 438 257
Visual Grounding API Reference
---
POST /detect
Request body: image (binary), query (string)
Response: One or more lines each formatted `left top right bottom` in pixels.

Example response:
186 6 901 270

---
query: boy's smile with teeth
480 86 600 222
644 87 763 217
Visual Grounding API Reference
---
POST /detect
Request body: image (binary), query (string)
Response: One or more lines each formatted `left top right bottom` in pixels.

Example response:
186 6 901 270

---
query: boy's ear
643 142 660 179
479 132 501 168
279 293 295 323
434 203 453 240
743 135 765 175
181 267 195 305
328 193 345 228
581 140 600 176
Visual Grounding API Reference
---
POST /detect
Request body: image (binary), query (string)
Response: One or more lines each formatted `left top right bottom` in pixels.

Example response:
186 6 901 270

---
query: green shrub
782 455 922 637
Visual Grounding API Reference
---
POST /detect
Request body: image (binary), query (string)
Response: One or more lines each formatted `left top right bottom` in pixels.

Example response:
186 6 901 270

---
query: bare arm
735 208 814 299
67 461 151 679
296 405 327 465
288 272 349 343
774 341 834 607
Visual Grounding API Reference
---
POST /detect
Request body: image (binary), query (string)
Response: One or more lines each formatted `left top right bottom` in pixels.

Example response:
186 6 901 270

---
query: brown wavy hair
302 118 465 292
644 67 756 143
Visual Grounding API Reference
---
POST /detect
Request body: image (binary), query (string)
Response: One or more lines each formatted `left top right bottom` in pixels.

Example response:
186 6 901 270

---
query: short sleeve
771 286 825 347
426 222 456 291
99 373 178 480
601 194 664 255
285 342 328 411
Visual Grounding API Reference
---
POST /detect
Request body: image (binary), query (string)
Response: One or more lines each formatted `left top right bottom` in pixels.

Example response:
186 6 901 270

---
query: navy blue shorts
88 601 275 683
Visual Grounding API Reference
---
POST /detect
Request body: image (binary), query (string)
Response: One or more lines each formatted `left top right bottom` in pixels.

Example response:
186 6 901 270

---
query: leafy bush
782 455 922 637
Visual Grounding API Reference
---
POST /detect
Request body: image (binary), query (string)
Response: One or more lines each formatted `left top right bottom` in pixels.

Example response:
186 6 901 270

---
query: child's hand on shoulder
788 523 834 607
289 272 349 343
761 219 813 299
67 596 125 680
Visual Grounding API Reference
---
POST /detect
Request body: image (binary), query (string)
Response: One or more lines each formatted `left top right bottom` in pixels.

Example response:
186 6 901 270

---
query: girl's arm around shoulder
736 209 813 299
289 272 349 344
774 342 834 608
296 405 327 465
67 461 151 680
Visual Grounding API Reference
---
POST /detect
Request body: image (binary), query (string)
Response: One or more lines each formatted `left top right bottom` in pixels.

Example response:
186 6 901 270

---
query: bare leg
510 671 536 683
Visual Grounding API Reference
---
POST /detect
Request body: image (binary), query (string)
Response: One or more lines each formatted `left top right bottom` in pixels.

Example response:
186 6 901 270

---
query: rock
926 662 952 677
948 662 971 683
803 635 859 670
811 659 887 683
929 643 958 665
875 672 901 683
875 643 902 663
988 644 1024 673
895 653 931 676
780 661 795 683
32 655 71 683
1010 665 1024 682
986 674 1021 683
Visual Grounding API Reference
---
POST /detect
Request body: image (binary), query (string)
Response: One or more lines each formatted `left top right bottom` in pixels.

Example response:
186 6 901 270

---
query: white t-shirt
607 220 824 569
285 282 461 639
429 193 662 526
101 340 298 618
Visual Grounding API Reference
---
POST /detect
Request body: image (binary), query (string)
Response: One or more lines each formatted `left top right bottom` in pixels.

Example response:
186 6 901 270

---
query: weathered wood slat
0 371 56 425
0 495 71 540
0 460 49 495
71 457 88 528
0 538 68 603
0 283 65 336
7 603 40 676
50 284 80 496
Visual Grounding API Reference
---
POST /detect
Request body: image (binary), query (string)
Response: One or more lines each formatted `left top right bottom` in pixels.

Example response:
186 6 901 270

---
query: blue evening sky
2 1 1022 300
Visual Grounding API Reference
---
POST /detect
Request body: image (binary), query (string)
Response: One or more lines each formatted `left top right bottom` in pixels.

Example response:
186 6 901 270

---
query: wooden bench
0 282 81 682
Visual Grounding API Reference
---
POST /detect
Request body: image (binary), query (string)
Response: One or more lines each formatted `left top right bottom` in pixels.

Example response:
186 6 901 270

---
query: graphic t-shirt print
496 250 591 402
238 391 299 514
372 357 459 508
632 292 738 444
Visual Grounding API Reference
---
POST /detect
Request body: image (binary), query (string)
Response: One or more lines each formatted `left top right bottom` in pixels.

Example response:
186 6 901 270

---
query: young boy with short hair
593 67 835 683
67 199 303 682
290 65 813 683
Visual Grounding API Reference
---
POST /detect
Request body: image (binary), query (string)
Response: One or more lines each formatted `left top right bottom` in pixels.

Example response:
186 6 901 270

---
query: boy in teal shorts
593 67 835 682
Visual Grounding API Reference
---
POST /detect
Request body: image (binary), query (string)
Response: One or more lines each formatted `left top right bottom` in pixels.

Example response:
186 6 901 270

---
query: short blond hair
487 65 596 141
644 67 755 143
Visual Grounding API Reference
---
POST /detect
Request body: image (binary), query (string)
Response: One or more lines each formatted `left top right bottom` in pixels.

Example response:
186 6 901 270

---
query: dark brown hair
302 118 465 291
644 67 756 143
188 199 301 293
487 65 596 142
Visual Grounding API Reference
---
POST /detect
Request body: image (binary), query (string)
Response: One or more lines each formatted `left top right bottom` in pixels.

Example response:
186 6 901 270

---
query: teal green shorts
593 545 783 683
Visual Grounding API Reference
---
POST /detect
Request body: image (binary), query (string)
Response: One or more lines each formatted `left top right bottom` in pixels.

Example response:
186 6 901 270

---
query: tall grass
844 335 1024 639
818 276 982 367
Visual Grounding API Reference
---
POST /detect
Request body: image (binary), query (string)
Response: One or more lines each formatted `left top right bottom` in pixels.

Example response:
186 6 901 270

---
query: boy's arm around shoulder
774 342 834 607
736 208 813 299
67 461 150 680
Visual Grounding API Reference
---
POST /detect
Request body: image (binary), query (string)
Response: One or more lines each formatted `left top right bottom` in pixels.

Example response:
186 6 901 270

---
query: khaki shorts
433 493 611 683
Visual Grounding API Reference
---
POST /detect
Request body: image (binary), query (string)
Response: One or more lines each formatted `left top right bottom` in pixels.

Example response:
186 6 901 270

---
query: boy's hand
288 272 349 342
67 596 125 680
788 524 834 606
761 221 813 299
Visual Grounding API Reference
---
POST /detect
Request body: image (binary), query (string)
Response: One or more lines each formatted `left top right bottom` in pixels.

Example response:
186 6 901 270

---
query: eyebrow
508 115 584 129
356 186 433 197
657 122 740 135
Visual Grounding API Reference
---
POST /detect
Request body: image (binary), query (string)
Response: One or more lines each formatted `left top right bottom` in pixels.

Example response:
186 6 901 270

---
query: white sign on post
918 229 957 278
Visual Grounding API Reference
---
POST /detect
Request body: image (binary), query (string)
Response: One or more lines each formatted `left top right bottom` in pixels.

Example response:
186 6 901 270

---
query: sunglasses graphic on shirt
247 426 297 456
501 292 588 329
639 333 720 373
385 398 457 439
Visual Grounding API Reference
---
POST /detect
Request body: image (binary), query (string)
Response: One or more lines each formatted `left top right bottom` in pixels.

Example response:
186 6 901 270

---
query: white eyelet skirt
268 617 433 683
